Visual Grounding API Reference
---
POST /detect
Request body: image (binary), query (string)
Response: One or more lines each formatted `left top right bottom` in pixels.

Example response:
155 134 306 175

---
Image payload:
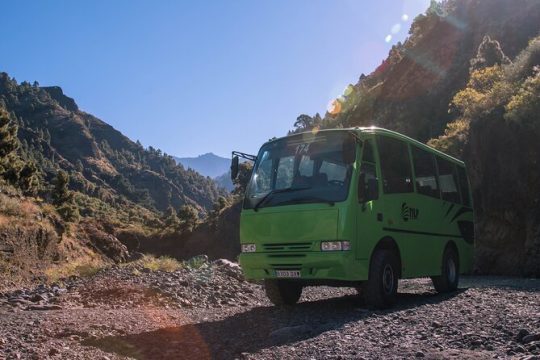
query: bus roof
266 127 464 166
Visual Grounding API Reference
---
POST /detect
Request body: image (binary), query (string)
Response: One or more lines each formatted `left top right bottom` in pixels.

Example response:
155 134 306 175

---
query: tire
264 279 302 306
363 249 399 309
431 246 459 293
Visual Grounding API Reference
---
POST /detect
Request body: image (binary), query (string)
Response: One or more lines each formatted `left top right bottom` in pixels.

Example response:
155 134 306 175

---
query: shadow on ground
82 289 465 359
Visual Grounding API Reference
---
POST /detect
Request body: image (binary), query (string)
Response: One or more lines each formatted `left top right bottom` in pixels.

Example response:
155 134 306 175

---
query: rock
48 348 59 356
213 259 239 268
522 334 540 344
415 351 425 358
29 294 46 303
8 298 31 306
518 329 530 342
26 304 63 311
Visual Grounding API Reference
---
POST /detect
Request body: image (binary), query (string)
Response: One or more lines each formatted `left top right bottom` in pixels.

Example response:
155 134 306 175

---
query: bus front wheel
264 279 302 306
431 247 459 293
363 249 399 309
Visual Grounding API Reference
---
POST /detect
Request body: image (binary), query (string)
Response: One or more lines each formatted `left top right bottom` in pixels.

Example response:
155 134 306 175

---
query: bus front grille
270 264 302 269
263 242 312 252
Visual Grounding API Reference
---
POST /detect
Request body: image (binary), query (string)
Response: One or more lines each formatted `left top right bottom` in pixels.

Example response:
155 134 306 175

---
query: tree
18 162 40 196
294 114 313 130
52 170 79 222
470 36 510 72
0 107 22 185
0 108 18 158
163 205 180 229
233 162 253 195
177 205 198 232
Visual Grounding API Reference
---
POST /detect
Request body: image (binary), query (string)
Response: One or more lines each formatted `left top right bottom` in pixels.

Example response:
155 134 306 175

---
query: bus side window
457 166 471 207
436 157 460 203
358 140 378 202
412 146 440 199
378 136 413 194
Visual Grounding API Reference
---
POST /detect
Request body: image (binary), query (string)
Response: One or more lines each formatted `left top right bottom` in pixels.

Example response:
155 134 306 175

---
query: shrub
45 258 105 283
136 254 183 272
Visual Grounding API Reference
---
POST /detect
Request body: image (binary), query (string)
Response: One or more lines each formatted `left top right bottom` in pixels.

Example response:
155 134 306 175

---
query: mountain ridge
174 152 231 179
0 73 226 218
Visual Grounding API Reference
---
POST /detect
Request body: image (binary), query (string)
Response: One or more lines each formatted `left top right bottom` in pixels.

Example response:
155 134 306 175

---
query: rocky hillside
0 73 231 286
0 74 225 216
290 0 540 276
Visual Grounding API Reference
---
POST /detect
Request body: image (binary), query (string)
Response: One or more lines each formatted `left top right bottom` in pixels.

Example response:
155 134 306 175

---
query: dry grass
0 194 26 217
134 255 183 272
45 258 106 283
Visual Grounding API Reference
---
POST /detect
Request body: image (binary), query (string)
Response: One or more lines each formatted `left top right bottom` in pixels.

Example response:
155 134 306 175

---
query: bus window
436 157 460 203
276 156 294 189
412 146 440 199
378 136 413 194
358 139 378 202
362 139 375 163
298 155 314 177
457 166 471 207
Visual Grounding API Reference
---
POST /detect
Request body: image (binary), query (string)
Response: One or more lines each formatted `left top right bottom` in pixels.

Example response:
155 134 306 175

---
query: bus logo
401 202 419 221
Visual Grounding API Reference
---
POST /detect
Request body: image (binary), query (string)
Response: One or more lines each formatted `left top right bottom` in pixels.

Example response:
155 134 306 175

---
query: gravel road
0 260 538 360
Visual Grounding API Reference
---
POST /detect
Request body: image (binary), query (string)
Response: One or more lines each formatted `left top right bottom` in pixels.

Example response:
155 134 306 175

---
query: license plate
275 270 301 278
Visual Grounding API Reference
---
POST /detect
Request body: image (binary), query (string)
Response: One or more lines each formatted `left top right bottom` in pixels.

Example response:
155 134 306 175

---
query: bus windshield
244 131 355 209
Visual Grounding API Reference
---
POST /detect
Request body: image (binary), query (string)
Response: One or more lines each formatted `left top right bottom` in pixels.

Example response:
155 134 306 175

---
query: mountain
289 0 540 276
174 153 231 179
0 73 226 219
214 171 235 192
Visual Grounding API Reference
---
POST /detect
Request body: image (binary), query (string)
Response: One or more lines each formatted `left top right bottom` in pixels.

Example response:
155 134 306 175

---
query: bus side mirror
342 137 356 164
231 156 239 181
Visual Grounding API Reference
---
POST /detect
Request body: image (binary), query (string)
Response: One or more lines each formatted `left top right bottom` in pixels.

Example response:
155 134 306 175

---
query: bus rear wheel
363 249 399 309
264 279 302 306
431 247 459 293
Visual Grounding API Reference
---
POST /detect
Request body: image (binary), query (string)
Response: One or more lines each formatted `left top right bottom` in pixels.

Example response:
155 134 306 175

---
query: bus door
356 137 383 260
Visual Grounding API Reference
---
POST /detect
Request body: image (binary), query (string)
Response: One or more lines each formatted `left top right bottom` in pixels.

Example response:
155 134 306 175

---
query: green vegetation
289 0 540 143
45 258 105 283
430 36 540 155
0 72 229 237
133 254 183 272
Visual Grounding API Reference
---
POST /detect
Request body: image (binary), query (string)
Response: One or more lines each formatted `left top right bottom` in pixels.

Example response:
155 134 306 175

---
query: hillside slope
296 0 540 142
288 0 540 276
0 74 225 217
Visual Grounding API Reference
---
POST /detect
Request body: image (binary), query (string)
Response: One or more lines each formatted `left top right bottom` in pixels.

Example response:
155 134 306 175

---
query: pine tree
52 170 79 222
163 205 180 229
0 107 18 158
470 36 510 72
177 205 198 232
0 107 22 184
18 162 40 196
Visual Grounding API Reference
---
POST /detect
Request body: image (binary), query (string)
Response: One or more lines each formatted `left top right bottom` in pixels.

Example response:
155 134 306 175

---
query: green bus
231 127 474 308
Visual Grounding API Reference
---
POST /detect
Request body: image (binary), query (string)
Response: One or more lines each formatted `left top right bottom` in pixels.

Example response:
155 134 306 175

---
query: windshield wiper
280 196 336 207
253 186 311 211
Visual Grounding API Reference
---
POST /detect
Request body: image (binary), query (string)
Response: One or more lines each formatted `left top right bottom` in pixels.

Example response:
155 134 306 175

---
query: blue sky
3 0 430 158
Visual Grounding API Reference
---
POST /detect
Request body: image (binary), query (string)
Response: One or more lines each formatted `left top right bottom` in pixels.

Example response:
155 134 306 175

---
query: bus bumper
239 252 369 282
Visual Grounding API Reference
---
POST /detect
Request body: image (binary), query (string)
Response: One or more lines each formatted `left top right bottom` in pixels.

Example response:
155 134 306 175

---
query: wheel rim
447 258 456 284
382 264 394 294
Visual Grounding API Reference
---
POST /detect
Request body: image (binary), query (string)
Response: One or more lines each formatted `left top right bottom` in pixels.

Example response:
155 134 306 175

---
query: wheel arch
370 236 402 278
443 240 460 270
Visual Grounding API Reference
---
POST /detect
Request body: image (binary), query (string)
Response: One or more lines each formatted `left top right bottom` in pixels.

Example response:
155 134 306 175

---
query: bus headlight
241 244 257 253
321 241 351 251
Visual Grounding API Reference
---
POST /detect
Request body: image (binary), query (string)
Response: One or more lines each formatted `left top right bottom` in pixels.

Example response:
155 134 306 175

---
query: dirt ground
0 263 538 359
